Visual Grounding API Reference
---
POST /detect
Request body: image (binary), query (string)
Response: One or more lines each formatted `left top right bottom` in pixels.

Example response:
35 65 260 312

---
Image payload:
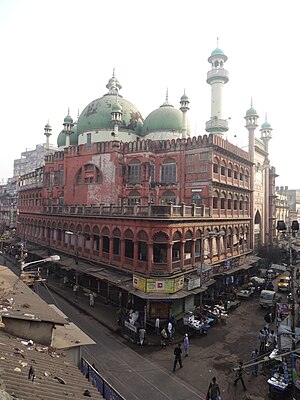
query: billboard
133 275 184 293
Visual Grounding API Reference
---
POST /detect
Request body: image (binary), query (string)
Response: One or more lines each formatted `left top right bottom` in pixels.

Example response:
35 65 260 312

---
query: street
0 255 284 399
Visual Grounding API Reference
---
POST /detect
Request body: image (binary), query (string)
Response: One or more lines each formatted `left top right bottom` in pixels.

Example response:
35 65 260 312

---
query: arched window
228 193 233 209
213 157 219 174
128 190 141 205
221 160 226 176
128 159 141 184
233 165 238 180
191 193 202 206
76 164 102 185
221 191 226 209
228 162 232 178
161 158 176 184
233 194 238 210
213 190 219 209
239 195 244 211
161 190 176 204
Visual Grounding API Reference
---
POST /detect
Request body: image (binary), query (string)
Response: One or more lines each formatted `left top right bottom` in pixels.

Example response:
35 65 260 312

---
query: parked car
277 275 291 292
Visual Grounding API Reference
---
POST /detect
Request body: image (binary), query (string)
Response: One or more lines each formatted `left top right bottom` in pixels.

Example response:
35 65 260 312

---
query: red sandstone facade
18 134 253 281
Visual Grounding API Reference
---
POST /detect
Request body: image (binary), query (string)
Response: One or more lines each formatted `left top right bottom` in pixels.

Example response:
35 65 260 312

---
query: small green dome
64 114 73 124
57 123 78 147
246 106 258 116
142 104 184 134
180 93 189 102
261 120 272 129
211 47 224 56
112 102 123 112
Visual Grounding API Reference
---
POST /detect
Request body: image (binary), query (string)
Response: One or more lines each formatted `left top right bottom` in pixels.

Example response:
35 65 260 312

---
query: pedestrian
167 321 173 340
183 333 189 356
259 329 266 353
160 328 167 349
73 283 78 301
251 349 259 377
63 275 68 288
139 326 146 346
268 330 277 350
89 292 94 307
264 312 271 330
234 361 247 391
173 343 183 371
296 268 300 280
155 316 160 335
207 376 221 400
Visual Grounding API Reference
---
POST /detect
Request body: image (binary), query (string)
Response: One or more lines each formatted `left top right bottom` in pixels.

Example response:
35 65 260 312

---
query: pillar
167 243 172 273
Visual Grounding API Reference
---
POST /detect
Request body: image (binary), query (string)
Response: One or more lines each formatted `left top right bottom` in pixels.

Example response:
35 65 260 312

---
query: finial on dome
68 107 70 116
265 113 268 122
166 88 169 103
251 97 253 107
217 37 219 47
113 67 115 77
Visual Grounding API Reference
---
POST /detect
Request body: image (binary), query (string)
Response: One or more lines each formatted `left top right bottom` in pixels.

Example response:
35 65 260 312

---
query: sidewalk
45 276 185 346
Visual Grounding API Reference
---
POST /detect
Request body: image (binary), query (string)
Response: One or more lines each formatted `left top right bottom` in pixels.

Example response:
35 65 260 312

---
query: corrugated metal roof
0 268 66 325
0 332 102 400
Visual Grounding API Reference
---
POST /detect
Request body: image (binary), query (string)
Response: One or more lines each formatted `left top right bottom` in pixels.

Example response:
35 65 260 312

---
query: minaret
180 90 190 139
260 114 272 153
205 40 229 136
111 97 123 140
244 101 259 251
244 100 259 163
63 108 74 147
260 114 272 246
44 121 52 153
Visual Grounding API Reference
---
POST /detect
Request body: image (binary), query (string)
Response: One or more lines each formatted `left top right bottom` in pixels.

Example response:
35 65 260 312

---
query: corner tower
205 42 229 137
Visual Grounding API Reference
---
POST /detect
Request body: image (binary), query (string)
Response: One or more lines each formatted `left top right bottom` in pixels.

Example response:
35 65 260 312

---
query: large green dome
142 100 184 135
57 123 78 147
77 94 143 135
77 74 144 136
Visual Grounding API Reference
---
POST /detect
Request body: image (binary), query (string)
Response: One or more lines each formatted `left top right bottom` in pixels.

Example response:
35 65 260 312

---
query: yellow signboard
133 275 146 291
133 275 184 293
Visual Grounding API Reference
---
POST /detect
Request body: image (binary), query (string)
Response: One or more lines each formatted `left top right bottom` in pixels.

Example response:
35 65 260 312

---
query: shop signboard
147 278 174 293
132 275 146 291
187 277 200 291
174 275 184 291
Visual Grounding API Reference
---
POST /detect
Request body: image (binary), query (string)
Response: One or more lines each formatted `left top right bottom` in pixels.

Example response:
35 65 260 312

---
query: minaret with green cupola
180 89 189 139
260 114 272 153
205 39 229 137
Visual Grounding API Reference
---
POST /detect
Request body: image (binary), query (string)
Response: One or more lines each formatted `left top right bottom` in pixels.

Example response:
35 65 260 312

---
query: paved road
1 255 275 399
36 282 205 400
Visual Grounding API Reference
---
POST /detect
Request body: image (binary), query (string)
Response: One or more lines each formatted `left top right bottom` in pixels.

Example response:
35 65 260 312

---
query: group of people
258 326 277 354
156 316 177 348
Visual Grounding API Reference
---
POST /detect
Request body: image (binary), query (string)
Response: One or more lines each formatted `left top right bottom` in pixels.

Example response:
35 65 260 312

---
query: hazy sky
0 0 299 188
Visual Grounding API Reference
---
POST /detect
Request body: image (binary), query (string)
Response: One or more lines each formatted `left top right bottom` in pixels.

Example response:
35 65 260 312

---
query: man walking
139 326 146 346
155 316 160 335
73 284 78 301
183 333 189 356
259 329 266 353
234 361 247 391
207 376 221 400
89 292 94 307
251 349 259 377
173 343 183 371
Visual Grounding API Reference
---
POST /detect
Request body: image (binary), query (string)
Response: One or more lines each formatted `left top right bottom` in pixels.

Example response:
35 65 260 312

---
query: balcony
42 203 211 219
206 118 229 133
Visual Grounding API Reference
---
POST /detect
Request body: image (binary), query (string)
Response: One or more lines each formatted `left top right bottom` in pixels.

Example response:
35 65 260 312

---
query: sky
0 0 299 188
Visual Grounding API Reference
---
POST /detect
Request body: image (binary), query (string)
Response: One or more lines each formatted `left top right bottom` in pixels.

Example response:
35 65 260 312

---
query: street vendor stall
184 312 212 336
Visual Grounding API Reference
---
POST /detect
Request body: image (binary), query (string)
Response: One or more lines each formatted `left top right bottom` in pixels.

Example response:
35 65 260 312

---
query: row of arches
19 218 251 275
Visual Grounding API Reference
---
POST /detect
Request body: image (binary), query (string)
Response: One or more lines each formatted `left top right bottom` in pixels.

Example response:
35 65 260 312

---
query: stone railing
43 203 211 218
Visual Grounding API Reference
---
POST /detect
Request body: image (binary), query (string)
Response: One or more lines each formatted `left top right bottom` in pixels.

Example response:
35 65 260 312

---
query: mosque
16 45 276 319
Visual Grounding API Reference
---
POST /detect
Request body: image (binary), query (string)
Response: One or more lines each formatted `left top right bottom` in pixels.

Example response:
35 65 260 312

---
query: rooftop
0 332 102 400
